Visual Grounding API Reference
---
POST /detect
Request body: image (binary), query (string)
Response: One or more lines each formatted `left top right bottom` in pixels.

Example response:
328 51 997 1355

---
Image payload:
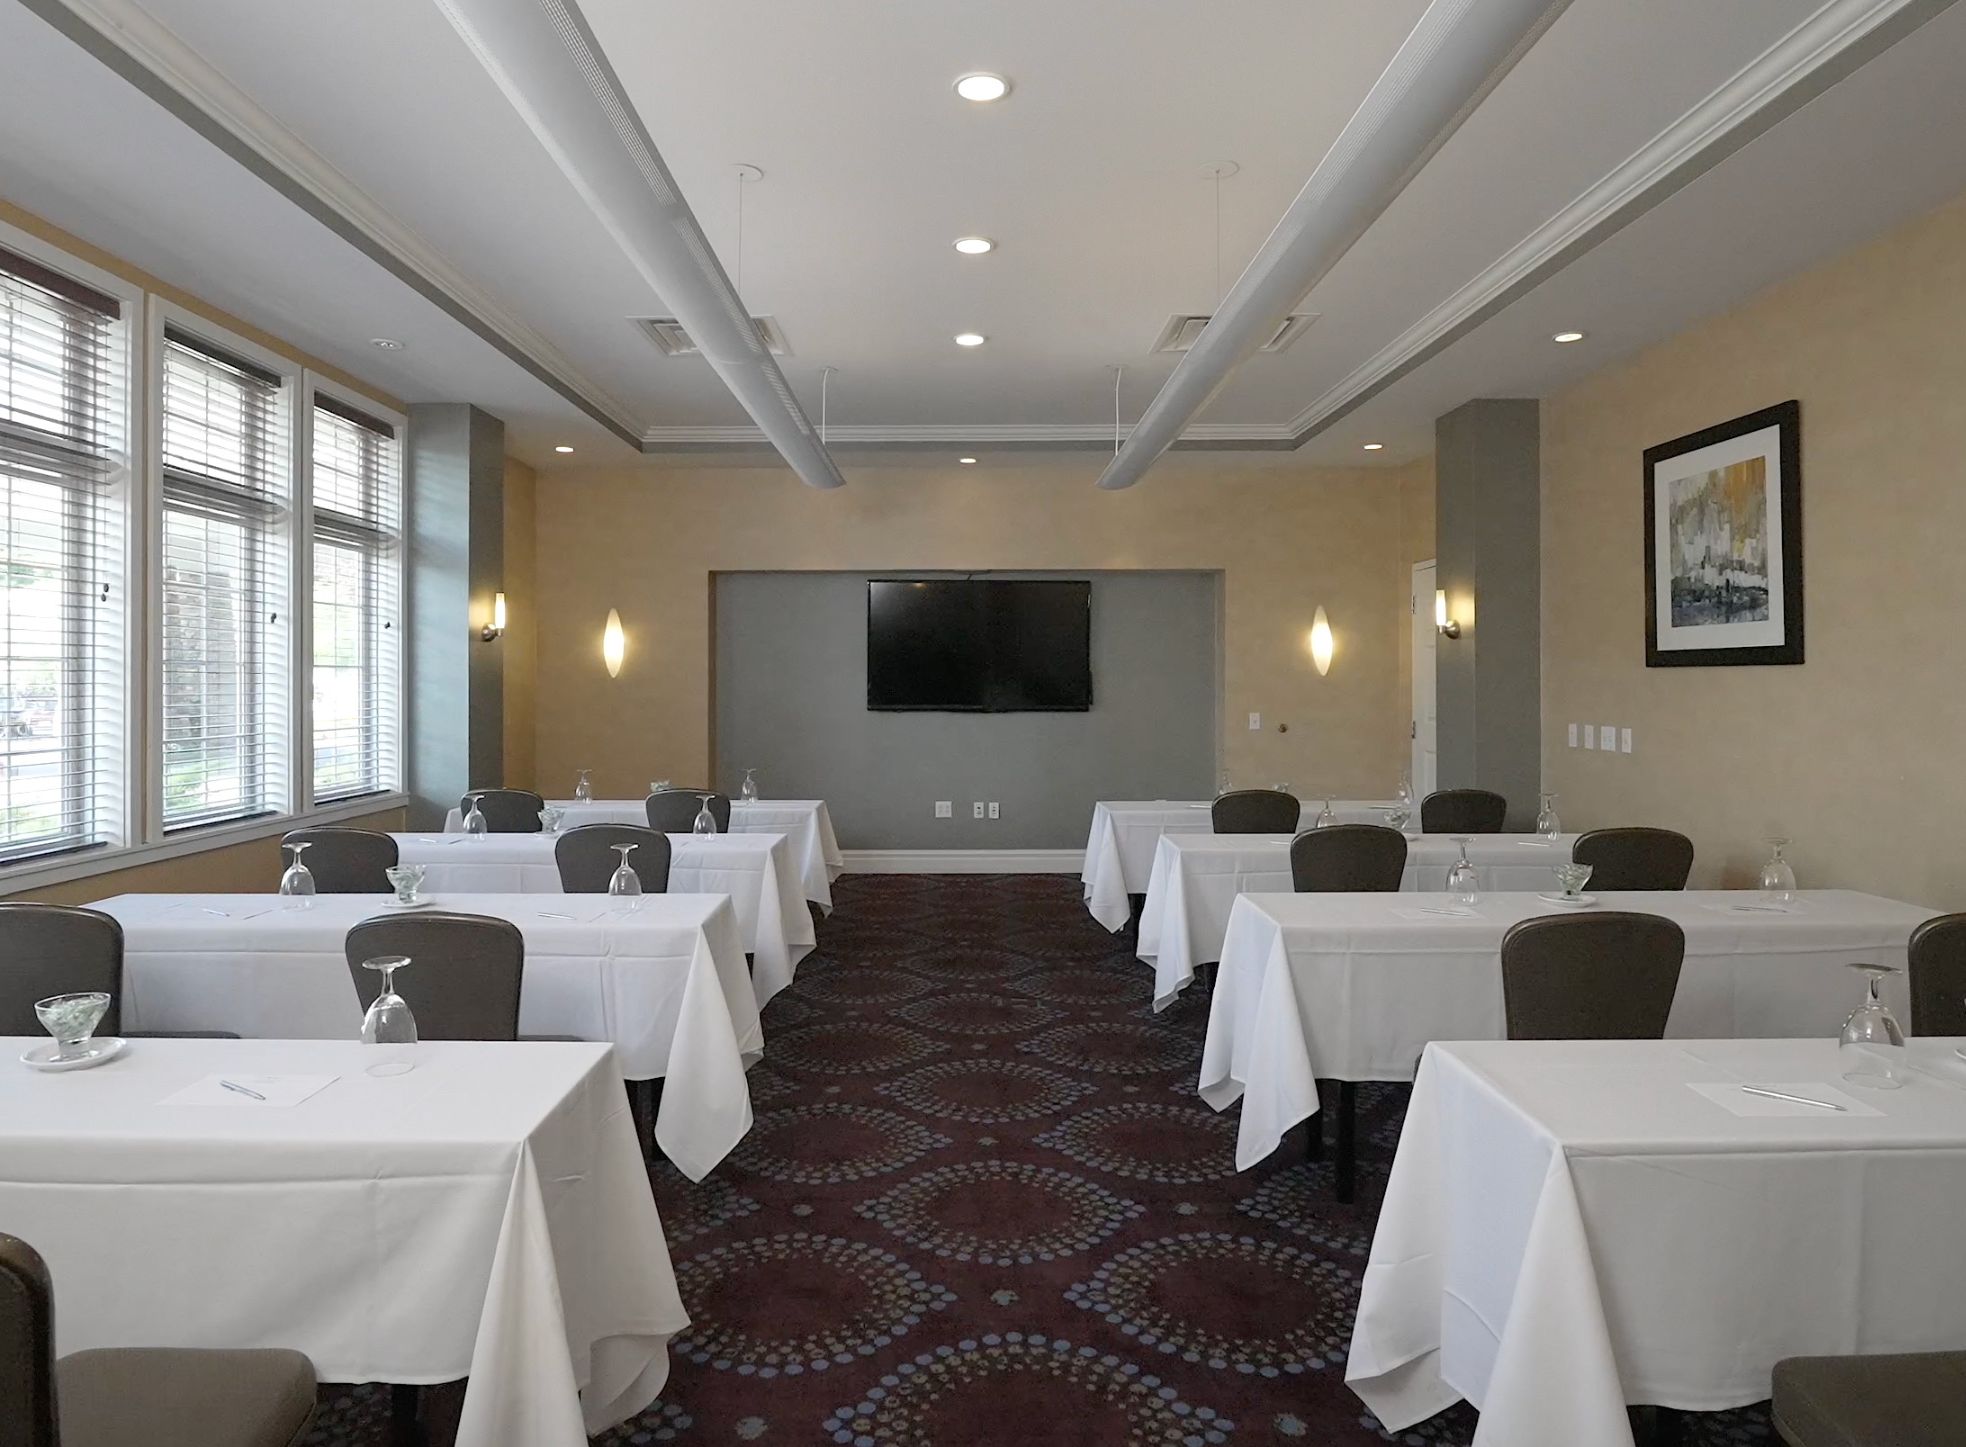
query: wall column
1435 398 1540 827
406 403 505 829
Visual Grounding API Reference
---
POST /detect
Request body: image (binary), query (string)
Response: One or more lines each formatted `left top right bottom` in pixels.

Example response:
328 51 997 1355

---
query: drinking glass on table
1536 792 1561 840
1760 837 1796 902
538 806 565 835
1272 781 1291 794
1552 862 1593 901
573 769 593 803
1217 770 1232 797
649 779 672 796
693 796 719 836
1395 771 1414 813
462 794 488 838
740 768 760 802
1314 798 1336 829
278 842 315 898
607 842 643 897
384 864 426 906
34 991 110 1063
1840 963 1905 1090
359 955 418 1075
1447 836 1479 905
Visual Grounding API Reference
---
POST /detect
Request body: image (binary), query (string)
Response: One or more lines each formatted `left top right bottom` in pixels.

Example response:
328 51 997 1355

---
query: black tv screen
867 579 1092 712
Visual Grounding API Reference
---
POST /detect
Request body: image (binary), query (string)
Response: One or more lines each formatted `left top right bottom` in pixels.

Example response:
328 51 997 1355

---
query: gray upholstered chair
1500 912 1686 1040
345 912 526 1040
1209 789 1299 835
1 1232 317 1447
278 828 396 894
1908 913 1966 1036
645 789 730 834
458 788 545 833
1290 824 1408 892
1772 1351 1966 1446
0 903 233 1041
554 825 672 894
1419 787 1508 833
1571 827 1695 891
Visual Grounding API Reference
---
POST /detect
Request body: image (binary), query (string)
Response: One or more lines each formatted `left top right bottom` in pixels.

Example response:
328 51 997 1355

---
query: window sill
0 792 411 896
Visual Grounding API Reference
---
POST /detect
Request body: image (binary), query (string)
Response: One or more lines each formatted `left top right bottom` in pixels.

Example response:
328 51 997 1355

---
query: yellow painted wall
502 456 539 789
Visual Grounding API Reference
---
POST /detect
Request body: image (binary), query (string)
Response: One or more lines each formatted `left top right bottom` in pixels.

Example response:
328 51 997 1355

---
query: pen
219 1079 266 1101
1740 1085 1843 1111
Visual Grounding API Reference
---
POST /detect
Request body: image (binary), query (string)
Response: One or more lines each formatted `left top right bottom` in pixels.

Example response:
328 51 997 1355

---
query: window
159 326 291 830
0 245 127 863
310 392 401 800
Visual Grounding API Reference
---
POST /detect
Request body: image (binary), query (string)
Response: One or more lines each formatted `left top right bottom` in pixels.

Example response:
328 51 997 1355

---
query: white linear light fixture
1095 0 1576 489
431 0 845 488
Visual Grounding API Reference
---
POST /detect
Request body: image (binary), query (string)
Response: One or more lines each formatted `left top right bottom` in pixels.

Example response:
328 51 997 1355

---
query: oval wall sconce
602 608 625 677
1435 588 1462 640
480 590 507 643
1308 607 1334 676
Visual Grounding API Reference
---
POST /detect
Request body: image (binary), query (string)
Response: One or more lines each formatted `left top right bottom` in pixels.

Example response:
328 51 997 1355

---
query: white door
1411 560 1437 796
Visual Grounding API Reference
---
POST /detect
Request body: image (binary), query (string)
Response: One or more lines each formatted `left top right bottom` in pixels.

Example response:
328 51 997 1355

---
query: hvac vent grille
1151 312 1315 355
635 315 791 357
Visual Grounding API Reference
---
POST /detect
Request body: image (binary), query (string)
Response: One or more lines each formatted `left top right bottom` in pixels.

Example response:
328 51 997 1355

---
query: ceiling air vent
635 315 791 357
1151 312 1315 355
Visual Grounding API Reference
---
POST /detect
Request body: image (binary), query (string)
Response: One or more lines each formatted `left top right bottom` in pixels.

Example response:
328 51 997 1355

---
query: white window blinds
310 395 401 801
0 246 127 863
160 327 290 830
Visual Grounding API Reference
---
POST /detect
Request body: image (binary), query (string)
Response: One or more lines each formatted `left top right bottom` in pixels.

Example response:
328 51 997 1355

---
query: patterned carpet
303 874 1779 1445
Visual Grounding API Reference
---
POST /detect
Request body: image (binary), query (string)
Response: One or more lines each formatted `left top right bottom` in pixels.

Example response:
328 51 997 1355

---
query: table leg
1335 1082 1357 1204
1304 1084 1325 1162
390 1383 423 1447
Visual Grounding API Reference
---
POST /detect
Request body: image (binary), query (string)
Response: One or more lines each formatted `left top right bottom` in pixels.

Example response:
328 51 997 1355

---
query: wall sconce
602 608 625 678
480 590 507 643
1434 589 1462 640
1308 606 1334 676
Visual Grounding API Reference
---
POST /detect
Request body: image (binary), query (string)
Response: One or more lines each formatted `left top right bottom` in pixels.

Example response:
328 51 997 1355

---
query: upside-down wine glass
1315 798 1336 829
1395 772 1415 814
1447 836 1479 906
573 769 594 803
1761 837 1797 903
278 841 316 897
1217 770 1232 797
740 768 760 802
1536 792 1561 840
608 842 643 897
693 796 719 836
360 955 418 1076
462 794 488 838
1840 962 1905 1090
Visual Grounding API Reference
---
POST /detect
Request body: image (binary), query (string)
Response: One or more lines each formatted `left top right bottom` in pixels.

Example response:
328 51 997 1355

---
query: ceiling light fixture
954 332 986 348
554 444 574 454
954 73 1009 103
369 337 402 350
953 236 995 255
1552 330 1586 344
1362 442 1384 451
959 457 977 465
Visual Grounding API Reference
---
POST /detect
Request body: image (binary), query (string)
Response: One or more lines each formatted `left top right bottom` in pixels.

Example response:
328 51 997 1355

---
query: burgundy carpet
305 874 1777 1445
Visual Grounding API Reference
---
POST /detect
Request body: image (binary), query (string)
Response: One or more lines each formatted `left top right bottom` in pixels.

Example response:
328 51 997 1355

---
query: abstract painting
1644 400 1802 667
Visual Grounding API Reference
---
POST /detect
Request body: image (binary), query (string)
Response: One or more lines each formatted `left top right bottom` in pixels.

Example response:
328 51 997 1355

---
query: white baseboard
840 849 1085 874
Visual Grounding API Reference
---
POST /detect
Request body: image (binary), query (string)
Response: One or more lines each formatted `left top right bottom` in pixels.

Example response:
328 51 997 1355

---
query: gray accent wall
714 572 1219 850
1435 398 1541 829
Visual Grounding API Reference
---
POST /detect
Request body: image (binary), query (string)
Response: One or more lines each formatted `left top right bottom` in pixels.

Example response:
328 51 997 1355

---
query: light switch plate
1583 725 1596 750
972 802 986 819
1601 723 1617 752
935 801 952 818
988 802 1000 819
1248 712 1262 731
1620 727 1633 754
1567 722 1578 748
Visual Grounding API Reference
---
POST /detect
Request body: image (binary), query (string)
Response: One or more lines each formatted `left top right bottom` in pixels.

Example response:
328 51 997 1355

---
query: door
1411 560 1437 796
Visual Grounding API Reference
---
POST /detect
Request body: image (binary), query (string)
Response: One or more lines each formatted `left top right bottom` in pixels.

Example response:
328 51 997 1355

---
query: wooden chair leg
1335 1082 1358 1204
390 1384 423 1447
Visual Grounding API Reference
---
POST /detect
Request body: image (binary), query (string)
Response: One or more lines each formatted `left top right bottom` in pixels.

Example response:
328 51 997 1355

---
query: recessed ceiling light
953 236 995 256
1552 330 1586 344
554 445 575 454
369 337 403 350
954 72 1009 103
954 332 986 348
1362 443 1384 451
959 456 977 464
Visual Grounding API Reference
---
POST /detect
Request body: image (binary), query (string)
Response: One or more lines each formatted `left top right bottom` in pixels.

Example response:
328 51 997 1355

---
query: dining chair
1908 912 1966 1036
1290 824 1408 892
458 788 546 833
553 825 672 894
345 912 526 1040
1419 787 1508 833
1570 827 1695 891
1209 789 1299 835
0 903 234 1041
0 1231 318 1447
645 788 730 834
1771 1350 1966 1446
278 828 397 893
1500 912 1686 1040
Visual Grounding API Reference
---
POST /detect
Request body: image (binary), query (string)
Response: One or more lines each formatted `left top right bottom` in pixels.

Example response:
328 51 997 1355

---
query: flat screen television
867 579 1092 712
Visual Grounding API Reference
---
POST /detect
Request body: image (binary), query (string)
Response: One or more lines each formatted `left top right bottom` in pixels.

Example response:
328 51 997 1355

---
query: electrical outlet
1583 725 1596 750
1567 722 1578 748
988 802 1000 819
935 801 952 818
1248 712 1262 731
1620 727 1633 754
972 801 985 819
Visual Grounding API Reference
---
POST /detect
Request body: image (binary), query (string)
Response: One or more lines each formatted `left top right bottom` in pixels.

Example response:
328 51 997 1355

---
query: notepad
161 1074 339 1108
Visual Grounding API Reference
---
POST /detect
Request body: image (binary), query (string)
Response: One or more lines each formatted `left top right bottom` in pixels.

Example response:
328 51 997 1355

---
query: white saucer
1537 892 1599 908
383 896 435 910
22 1037 127 1072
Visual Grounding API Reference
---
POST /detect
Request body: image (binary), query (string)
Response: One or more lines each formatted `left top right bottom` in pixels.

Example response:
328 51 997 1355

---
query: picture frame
1643 399 1802 668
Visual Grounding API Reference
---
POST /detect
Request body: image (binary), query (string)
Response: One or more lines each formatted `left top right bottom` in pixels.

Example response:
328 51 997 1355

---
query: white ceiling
2 0 1963 473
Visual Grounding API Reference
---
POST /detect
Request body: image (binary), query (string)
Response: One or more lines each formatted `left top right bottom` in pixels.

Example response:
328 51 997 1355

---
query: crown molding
1280 0 1958 445
21 0 647 448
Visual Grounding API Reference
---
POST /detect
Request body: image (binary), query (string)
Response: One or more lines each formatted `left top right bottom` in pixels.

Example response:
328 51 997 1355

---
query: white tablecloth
92 892 762 1180
443 799 843 911
1136 831 1581 1001
1200 888 1935 1169
0 1037 687 1447
393 832 813 1005
1349 1037 1966 1447
1081 800 1397 931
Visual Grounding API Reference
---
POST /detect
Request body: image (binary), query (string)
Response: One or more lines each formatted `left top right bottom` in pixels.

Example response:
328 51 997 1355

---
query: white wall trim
638 421 1298 449
840 849 1085 875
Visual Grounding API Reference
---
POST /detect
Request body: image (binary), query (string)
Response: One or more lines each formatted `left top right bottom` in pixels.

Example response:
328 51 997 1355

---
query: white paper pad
1687 1081 1882 1118
161 1073 339 1108
531 904 613 924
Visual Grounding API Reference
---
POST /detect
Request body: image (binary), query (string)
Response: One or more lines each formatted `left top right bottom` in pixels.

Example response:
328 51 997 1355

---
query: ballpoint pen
1739 1085 1843 1111
219 1079 267 1101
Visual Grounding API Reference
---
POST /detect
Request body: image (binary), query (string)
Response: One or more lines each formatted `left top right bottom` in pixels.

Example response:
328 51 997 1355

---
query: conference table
1199 888 1934 1171
93 892 761 1180
1348 1037 1966 1447
0 1037 687 1447
1135 831 1581 1005
1081 798 1397 931
442 798 845 912
392 830 813 1005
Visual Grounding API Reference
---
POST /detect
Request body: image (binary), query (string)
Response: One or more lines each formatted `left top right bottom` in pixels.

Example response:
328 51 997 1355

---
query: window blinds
310 396 401 800
0 245 127 863
160 327 290 830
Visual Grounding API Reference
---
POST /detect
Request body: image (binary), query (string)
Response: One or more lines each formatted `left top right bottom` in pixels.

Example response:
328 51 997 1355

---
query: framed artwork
1643 399 1802 667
